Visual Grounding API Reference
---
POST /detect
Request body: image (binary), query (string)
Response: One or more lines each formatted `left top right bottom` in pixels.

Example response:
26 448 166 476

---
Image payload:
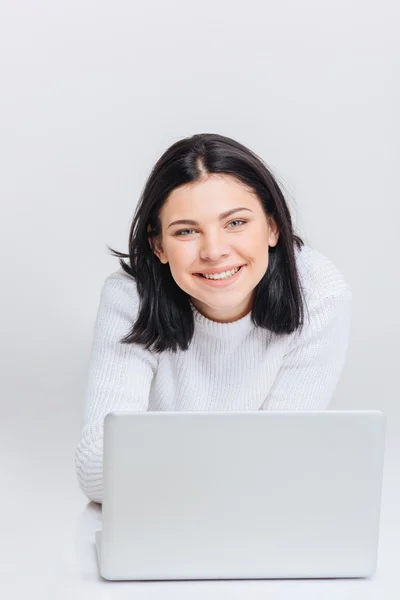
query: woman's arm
74 272 157 503
260 288 352 411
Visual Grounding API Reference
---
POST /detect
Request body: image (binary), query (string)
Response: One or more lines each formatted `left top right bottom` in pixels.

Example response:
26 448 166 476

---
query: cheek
241 235 268 260
167 244 198 277
249 241 270 274
254 229 270 252
170 245 195 264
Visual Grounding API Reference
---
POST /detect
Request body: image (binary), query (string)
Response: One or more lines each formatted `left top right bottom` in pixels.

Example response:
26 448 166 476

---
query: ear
268 218 279 247
147 225 169 264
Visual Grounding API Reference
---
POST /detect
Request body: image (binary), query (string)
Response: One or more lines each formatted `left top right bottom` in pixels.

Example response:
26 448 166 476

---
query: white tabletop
2 400 399 600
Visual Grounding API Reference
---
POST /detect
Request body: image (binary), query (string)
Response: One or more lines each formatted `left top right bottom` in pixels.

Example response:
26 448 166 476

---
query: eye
228 219 246 228
174 229 196 237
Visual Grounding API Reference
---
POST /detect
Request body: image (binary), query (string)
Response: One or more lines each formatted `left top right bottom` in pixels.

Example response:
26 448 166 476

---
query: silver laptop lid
100 410 386 580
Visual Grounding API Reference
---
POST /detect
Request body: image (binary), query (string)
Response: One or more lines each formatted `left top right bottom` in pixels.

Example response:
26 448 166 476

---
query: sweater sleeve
260 287 352 411
74 272 158 503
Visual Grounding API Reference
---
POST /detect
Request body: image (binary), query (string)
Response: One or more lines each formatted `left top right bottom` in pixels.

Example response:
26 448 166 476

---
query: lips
196 266 241 279
192 266 245 289
195 265 245 276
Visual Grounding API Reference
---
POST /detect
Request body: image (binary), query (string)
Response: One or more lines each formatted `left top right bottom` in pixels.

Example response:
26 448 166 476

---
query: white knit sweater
75 244 352 503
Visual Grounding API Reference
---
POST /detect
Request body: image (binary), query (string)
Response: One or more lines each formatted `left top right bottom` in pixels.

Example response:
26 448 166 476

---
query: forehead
161 174 260 218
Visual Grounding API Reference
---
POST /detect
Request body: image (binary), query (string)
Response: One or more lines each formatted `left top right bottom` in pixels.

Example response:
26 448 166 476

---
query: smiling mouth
195 265 244 280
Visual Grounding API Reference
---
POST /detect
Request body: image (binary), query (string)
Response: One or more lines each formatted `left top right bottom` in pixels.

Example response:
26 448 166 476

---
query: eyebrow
167 207 253 229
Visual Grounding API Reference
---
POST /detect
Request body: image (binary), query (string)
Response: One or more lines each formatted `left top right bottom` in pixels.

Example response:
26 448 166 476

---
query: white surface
99 411 385 580
1 404 399 599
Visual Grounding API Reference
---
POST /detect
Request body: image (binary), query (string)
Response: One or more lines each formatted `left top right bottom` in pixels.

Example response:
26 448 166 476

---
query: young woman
75 133 352 503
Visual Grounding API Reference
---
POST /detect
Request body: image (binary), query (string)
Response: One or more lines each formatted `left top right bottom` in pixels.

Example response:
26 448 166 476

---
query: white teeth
202 267 240 280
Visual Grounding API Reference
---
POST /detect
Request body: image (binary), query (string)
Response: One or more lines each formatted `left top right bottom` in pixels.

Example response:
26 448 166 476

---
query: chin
199 298 246 311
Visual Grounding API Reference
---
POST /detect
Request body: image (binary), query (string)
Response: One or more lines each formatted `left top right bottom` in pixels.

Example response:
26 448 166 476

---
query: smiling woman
150 174 280 323
107 133 306 350
75 133 352 503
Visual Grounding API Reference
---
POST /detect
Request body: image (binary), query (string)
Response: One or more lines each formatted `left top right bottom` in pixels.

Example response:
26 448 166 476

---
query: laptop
95 410 386 581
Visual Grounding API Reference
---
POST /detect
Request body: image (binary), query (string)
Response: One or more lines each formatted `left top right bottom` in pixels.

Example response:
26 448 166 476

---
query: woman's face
152 174 279 323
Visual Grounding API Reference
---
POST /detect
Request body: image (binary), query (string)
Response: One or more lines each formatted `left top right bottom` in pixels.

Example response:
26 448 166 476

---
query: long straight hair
108 133 306 353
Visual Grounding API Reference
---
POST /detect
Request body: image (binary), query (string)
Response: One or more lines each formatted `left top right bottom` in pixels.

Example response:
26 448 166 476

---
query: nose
199 230 230 262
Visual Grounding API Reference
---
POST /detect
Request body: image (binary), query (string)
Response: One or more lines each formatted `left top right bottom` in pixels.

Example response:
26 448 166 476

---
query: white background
0 1 398 598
